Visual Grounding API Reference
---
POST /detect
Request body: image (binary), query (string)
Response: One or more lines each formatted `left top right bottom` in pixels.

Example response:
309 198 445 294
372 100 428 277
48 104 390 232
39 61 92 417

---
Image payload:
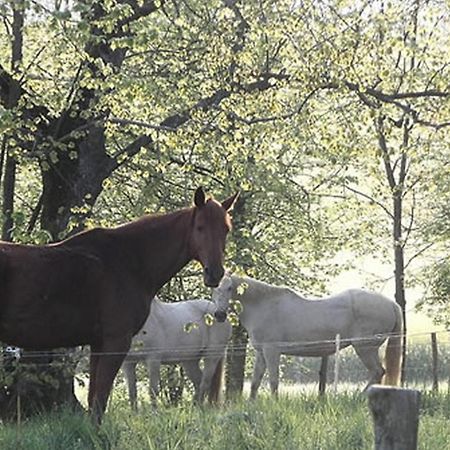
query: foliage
0 0 448 292
419 260 450 328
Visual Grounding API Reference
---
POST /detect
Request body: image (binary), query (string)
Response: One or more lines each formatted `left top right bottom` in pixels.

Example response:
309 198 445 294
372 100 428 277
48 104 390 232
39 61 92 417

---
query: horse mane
53 211 191 257
233 275 297 299
113 208 194 234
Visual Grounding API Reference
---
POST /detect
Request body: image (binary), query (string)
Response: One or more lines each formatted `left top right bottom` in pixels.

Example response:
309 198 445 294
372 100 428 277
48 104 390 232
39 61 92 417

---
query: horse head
190 188 239 287
212 271 234 322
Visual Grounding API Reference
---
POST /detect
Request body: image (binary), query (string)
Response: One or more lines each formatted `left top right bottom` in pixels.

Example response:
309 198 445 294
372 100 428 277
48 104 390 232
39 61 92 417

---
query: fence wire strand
1 328 448 362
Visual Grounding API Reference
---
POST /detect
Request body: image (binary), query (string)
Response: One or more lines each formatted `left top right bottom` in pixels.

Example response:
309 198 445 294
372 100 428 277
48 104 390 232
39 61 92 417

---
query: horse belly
250 318 351 358
280 344 333 357
0 303 97 349
280 340 352 357
0 267 100 349
163 329 204 364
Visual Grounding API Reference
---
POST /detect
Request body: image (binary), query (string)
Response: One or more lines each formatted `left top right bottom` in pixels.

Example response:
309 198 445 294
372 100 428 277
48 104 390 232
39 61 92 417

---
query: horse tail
383 302 403 386
208 356 225 403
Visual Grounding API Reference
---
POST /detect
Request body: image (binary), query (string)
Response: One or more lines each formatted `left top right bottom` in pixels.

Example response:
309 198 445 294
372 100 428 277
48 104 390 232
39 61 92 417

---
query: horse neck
231 275 267 307
232 275 294 311
115 208 194 296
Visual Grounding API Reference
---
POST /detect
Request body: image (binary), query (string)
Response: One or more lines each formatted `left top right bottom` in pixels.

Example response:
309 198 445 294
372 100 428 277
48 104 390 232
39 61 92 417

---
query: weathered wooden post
318 356 328 395
333 333 340 393
431 332 438 392
367 385 421 450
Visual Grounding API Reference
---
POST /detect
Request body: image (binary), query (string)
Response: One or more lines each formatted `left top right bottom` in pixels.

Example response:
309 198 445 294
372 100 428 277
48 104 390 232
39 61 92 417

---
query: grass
1 388 450 450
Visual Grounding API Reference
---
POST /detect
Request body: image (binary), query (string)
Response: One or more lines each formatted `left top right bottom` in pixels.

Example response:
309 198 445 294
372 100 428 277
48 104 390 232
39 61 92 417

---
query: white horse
212 273 403 398
122 296 232 408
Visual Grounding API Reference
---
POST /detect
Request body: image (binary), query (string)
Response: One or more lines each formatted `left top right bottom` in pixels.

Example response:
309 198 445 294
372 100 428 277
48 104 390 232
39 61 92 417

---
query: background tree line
0 0 449 415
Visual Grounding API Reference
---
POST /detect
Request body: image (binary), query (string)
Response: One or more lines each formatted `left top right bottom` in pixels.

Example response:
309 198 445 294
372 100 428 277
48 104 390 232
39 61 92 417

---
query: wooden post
333 334 340 393
367 385 421 450
431 332 438 392
319 356 328 395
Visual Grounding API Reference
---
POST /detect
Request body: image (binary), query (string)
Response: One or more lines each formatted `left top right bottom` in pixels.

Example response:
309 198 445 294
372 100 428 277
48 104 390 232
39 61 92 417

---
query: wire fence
1 329 449 395
280 334 450 389
0 329 441 359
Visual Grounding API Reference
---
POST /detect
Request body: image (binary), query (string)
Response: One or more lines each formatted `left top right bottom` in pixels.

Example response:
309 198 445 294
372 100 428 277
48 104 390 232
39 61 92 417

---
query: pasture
1 327 448 449
0 388 449 450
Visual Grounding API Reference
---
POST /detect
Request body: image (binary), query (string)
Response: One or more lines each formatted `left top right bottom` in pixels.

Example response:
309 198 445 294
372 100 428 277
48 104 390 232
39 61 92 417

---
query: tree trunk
378 118 409 384
393 191 407 384
225 193 252 399
225 324 248 400
1 0 22 241
1 154 16 241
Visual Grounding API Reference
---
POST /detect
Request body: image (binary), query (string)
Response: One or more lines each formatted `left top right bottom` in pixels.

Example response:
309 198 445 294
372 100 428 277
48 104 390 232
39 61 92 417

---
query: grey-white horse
212 273 402 398
122 297 231 408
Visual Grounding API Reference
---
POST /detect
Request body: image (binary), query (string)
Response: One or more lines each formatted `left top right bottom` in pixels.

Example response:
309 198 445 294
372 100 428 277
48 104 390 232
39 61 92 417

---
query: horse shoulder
162 301 205 340
61 226 110 246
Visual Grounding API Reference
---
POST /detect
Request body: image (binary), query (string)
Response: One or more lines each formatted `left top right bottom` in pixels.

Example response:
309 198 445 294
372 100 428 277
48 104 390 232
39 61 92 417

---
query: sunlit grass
1 389 449 450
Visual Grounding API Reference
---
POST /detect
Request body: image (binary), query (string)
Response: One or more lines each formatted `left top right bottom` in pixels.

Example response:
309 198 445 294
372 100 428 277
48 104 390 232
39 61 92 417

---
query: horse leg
353 343 385 390
145 357 161 407
91 336 131 424
88 348 100 410
250 349 267 399
182 359 203 403
262 347 281 398
122 360 138 410
198 356 221 404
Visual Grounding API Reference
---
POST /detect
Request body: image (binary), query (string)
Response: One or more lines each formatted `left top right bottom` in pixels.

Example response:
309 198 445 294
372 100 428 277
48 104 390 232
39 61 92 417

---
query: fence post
318 356 328 395
367 385 421 450
333 334 340 393
431 332 438 392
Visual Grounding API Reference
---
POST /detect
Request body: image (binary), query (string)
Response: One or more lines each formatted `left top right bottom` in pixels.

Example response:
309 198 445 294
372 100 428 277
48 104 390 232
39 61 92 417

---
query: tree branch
115 1 162 29
376 117 397 191
404 242 434 270
321 80 450 129
109 117 176 132
342 183 394 219
109 134 154 172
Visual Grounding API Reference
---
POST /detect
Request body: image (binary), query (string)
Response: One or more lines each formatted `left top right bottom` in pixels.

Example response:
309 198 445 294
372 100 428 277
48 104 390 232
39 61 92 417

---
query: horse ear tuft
194 187 206 208
221 191 240 212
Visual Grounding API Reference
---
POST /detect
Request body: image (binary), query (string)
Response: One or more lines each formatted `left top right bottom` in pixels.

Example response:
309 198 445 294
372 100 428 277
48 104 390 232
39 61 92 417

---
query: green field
1 389 449 450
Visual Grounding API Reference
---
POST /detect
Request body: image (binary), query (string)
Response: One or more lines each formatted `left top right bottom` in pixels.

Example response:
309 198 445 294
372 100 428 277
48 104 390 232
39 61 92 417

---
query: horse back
345 289 399 335
0 235 149 349
129 299 230 363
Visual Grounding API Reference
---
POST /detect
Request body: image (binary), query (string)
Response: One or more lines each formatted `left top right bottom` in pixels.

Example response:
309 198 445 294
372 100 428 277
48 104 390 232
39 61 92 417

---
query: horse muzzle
203 266 225 287
214 309 227 323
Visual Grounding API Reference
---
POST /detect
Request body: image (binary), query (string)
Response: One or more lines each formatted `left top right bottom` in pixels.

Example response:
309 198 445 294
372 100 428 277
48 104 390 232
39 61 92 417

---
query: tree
416 147 450 327
0 0 337 412
1 0 447 411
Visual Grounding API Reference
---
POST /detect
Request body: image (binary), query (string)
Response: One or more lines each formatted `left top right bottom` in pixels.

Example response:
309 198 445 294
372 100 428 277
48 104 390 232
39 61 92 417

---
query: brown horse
0 187 238 422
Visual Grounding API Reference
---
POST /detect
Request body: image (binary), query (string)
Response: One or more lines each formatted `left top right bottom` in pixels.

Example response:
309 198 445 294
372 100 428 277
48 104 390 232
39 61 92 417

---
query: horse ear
194 187 206 208
221 191 240 212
